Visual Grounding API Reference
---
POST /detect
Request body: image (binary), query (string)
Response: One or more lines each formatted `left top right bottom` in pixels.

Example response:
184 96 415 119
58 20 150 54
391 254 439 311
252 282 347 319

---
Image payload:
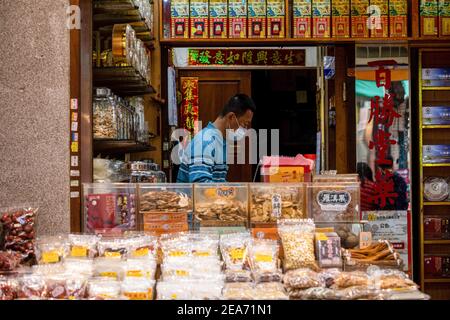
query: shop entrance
177 68 319 182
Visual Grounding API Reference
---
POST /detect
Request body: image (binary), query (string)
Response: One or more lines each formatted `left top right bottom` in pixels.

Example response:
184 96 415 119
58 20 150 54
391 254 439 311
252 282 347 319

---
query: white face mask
228 116 247 141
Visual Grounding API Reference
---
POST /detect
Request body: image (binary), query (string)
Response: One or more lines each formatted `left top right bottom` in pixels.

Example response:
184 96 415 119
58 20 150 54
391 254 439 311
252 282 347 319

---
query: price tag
71 246 88 257
271 194 282 218
229 248 245 260
127 270 144 278
132 248 149 257
42 251 60 264
359 232 373 249
255 254 273 262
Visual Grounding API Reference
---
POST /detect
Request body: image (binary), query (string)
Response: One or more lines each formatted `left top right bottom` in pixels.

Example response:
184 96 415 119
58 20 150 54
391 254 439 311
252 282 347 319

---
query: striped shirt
177 122 228 183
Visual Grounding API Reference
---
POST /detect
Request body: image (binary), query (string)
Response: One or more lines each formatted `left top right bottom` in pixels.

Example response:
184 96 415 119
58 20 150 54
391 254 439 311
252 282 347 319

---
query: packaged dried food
278 219 317 271
139 184 193 213
0 251 22 271
378 290 430 300
336 285 377 300
220 232 250 270
0 277 17 300
160 233 192 259
63 258 94 277
253 282 289 300
368 269 417 290
160 258 193 280
156 281 191 300
249 183 306 223
35 235 69 265
315 232 342 268
43 275 68 300
16 275 46 299
424 216 443 239
332 271 369 289
93 258 124 280
224 269 253 283
126 234 158 260
343 241 403 268
83 183 137 235
288 287 338 300
121 278 155 300
194 184 248 226
123 258 156 280
424 177 449 202
283 268 321 290
68 234 100 259
31 263 66 276
247 239 282 282
87 278 121 300
308 182 360 222
0 207 38 261
93 88 118 140
65 274 88 300
97 237 130 259
222 282 255 300
189 280 224 300
318 268 342 288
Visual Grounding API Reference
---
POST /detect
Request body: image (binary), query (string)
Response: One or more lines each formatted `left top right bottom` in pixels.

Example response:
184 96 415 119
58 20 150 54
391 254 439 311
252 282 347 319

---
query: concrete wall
0 0 71 235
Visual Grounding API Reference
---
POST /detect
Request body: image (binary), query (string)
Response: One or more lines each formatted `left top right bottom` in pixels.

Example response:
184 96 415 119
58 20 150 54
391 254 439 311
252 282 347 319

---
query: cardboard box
423 106 450 125
423 145 450 164
251 227 280 241
293 0 312 38
267 0 285 38
332 0 350 38
142 211 188 236
190 0 209 38
209 0 228 38
312 0 331 38
424 217 442 239
425 256 444 276
229 0 247 38
248 0 267 38
171 0 190 38
369 0 389 37
440 0 450 36
422 68 450 86
352 0 369 38
261 166 308 182
315 232 342 268
389 0 408 37
141 212 188 224
421 0 439 36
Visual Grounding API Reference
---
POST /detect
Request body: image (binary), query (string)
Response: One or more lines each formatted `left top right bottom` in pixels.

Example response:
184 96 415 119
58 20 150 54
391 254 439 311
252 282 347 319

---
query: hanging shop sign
188 49 306 66
180 77 200 139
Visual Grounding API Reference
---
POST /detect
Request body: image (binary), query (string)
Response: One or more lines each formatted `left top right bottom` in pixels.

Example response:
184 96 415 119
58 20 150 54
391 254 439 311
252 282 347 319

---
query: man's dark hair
220 94 256 117
357 162 374 183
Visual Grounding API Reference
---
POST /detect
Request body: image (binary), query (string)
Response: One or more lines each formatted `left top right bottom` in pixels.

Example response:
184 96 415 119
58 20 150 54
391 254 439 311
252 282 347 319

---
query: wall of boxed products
0 178 430 300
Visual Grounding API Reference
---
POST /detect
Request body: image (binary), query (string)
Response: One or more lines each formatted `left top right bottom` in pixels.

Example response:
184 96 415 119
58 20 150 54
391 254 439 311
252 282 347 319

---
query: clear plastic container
194 183 249 227
249 183 306 224
83 183 137 235
307 182 361 223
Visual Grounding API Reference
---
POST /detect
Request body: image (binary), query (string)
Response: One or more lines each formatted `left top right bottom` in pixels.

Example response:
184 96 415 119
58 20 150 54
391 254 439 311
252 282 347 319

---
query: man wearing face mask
177 93 256 183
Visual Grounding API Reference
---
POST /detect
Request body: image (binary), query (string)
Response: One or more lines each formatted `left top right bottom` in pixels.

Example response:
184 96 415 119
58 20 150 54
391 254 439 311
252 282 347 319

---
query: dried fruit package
220 232 252 282
87 278 121 300
278 219 317 271
35 235 69 265
0 277 18 300
247 239 282 282
0 251 22 271
93 258 125 280
121 278 155 300
16 274 46 299
68 234 100 259
97 237 130 259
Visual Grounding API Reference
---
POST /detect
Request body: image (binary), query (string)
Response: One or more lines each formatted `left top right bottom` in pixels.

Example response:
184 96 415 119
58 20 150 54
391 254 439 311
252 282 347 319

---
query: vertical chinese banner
180 77 200 141
355 48 412 272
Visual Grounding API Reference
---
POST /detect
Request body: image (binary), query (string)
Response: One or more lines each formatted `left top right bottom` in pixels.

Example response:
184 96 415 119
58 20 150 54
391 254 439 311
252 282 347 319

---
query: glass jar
93 88 118 140
153 164 167 183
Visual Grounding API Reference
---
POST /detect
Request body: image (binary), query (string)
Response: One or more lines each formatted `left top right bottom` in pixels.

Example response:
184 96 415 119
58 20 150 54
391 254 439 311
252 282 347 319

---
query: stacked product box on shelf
229 0 247 38
369 0 389 38
424 216 450 239
171 0 190 38
312 0 331 38
190 0 209 38
351 0 370 38
423 145 450 164
425 255 450 277
248 0 267 38
440 0 450 36
421 0 439 36
267 0 285 38
423 106 450 125
390 0 408 37
293 0 312 38
209 0 228 38
422 68 450 86
332 0 350 38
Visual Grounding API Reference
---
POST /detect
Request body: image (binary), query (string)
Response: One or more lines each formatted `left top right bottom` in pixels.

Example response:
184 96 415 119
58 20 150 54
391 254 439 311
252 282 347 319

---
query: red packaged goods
389 0 408 37
0 207 38 262
312 0 331 38
229 0 247 38
424 255 442 276
369 0 389 38
248 0 267 38
190 0 209 38
209 0 228 38
267 0 285 38
424 217 442 239
421 0 439 36
293 0 312 38
351 0 369 38
171 0 190 38
332 0 350 38
0 251 22 271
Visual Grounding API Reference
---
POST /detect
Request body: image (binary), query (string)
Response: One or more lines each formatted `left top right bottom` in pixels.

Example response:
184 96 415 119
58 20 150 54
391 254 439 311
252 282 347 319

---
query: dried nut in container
196 199 247 222
140 191 191 212
311 184 359 222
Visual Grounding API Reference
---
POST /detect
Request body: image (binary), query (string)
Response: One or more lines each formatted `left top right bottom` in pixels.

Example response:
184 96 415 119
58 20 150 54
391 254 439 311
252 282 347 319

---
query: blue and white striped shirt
177 122 228 183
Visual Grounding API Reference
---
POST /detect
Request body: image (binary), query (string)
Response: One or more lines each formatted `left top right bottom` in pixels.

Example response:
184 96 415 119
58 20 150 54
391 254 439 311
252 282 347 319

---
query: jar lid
424 177 449 202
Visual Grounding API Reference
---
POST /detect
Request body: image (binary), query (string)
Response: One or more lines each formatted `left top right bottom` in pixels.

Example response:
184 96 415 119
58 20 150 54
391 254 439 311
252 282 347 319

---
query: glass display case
83 183 138 235
249 183 306 225
194 183 249 227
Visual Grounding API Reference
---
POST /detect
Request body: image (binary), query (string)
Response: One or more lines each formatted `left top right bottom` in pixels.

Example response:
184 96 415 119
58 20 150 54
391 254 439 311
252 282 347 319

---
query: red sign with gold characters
188 49 306 66
180 77 200 139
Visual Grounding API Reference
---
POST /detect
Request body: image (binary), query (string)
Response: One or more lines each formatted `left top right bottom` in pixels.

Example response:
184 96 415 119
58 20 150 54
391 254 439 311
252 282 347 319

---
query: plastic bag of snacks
283 268 322 290
16 274 46 299
220 232 252 282
160 258 193 280
63 258 94 277
160 233 191 260
189 280 224 300
123 258 156 280
278 219 317 271
0 251 22 272
288 287 338 300
156 280 191 300
0 277 18 300
189 233 220 259
368 268 418 291
31 263 66 276
121 278 155 300
0 207 38 262
65 274 88 300
332 271 369 289
126 234 158 260
43 274 69 300
93 258 124 280
247 239 282 283
87 278 121 300
68 234 100 259
35 235 69 265
97 237 130 259
222 282 255 300
253 282 289 300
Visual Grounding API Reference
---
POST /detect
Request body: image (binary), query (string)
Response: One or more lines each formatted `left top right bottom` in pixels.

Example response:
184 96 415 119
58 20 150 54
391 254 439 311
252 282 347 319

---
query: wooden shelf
93 67 155 96
424 278 450 283
422 125 450 129
422 87 450 91
423 202 450 206
160 37 411 47
423 163 450 167
424 240 450 245
94 139 156 155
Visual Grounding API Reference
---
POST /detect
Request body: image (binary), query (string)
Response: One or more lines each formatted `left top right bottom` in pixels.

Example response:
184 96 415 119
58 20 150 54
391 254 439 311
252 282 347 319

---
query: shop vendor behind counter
177 94 256 183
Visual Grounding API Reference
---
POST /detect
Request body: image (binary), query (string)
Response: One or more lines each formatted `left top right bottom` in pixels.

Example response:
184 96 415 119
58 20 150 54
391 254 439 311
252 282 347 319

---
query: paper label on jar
71 246 88 257
317 190 351 211
42 251 60 264
271 193 282 218
126 270 144 277
255 253 273 262
99 272 118 278
132 248 149 257
359 231 372 249
215 187 236 199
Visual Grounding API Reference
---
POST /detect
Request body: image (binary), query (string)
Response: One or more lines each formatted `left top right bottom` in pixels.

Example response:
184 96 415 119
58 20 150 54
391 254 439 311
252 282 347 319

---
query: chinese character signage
188 49 306 66
180 77 200 139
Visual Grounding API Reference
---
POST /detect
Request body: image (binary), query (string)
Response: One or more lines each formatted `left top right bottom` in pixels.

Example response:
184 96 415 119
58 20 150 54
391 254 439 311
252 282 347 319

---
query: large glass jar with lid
93 88 118 140
153 164 167 183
